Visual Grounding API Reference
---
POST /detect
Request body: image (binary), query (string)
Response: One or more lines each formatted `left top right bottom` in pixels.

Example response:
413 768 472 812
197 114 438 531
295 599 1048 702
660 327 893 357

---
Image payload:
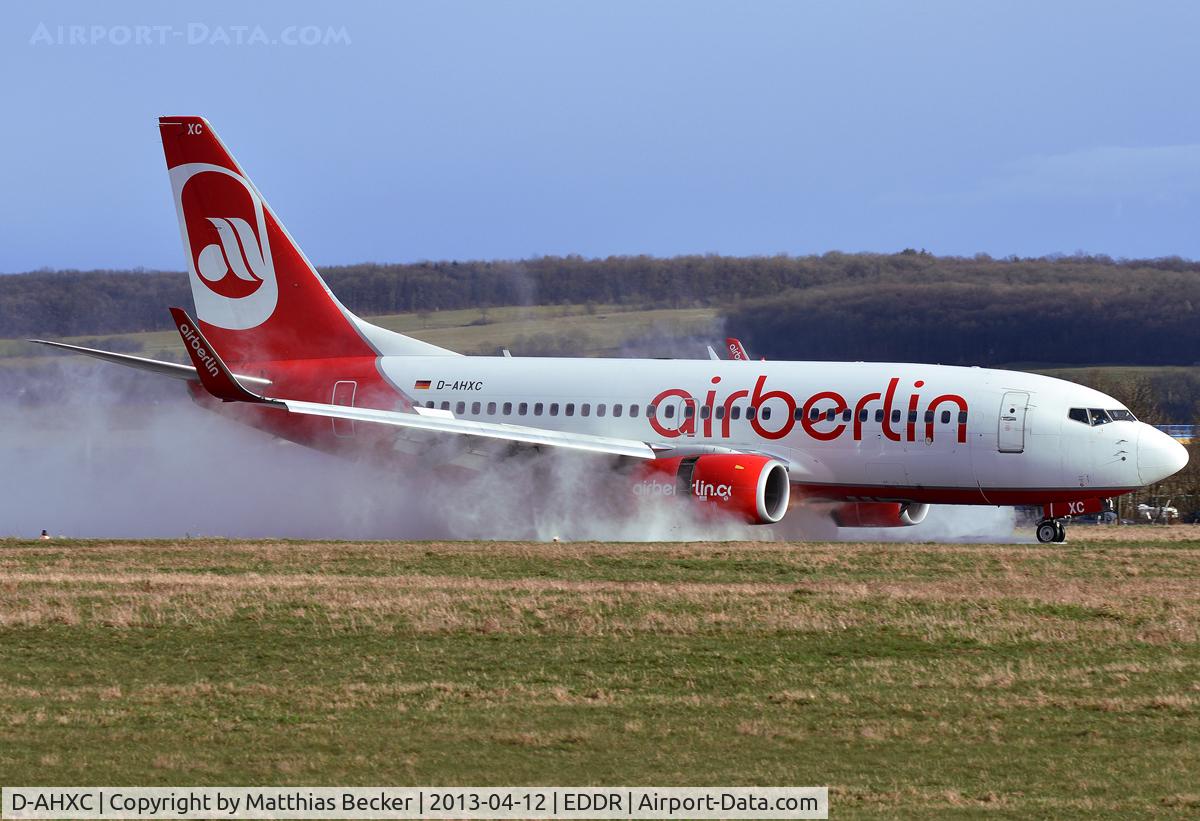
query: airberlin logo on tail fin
196 216 268 298
177 322 220 378
169 162 279 330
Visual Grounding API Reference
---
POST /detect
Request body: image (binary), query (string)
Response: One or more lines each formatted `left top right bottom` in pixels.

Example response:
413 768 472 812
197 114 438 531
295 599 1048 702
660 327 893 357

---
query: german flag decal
414 380 431 390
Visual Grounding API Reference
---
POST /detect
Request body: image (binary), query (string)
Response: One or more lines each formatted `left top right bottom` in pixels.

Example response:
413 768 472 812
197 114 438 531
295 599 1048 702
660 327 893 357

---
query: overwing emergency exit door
998 391 1029 453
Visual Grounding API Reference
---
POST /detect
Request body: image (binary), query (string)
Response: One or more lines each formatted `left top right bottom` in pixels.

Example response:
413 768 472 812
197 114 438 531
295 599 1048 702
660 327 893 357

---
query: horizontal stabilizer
28 338 271 386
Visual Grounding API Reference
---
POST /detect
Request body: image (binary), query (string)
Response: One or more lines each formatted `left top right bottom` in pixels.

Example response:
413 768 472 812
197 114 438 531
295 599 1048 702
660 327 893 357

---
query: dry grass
1068 523 1200 541
1 537 1197 818
1 304 720 365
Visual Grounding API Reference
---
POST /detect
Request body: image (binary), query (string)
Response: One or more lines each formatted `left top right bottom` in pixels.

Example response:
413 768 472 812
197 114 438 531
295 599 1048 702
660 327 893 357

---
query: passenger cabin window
518 402 528 415
664 405 675 419
875 409 884 422
455 401 465 414
825 408 836 422
487 402 497 415
646 405 655 418
425 401 435 409
860 409 870 422
746 406 756 420
908 410 918 423
440 401 451 411
597 404 606 417
958 411 968 423
716 406 725 420
549 403 559 416
891 409 902 423
471 402 481 414
502 402 513 415
683 404 694 418
1068 408 1089 425
731 406 741 420
809 407 820 421
699 406 710 419
630 404 640 418
534 402 543 416
613 404 623 417
941 410 951 424
924 410 934 423
581 403 591 417
842 409 852 422
761 406 772 420
565 403 575 416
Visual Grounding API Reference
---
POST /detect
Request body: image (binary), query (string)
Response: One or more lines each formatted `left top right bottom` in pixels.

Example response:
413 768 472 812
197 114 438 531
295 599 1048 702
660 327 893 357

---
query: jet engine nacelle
831 501 930 527
632 454 791 524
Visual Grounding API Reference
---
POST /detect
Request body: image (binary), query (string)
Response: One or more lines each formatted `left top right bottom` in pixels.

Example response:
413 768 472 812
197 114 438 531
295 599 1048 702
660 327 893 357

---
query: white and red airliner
35 117 1189 542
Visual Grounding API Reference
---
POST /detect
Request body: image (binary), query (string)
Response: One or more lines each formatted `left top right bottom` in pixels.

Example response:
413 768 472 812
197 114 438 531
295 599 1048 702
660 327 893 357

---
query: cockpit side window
1108 409 1137 422
1068 408 1089 425
1088 408 1112 426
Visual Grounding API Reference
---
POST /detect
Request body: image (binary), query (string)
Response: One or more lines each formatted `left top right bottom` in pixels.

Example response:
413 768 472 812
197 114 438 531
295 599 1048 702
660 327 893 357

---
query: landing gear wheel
1053 521 1067 543
1036 521 1058 543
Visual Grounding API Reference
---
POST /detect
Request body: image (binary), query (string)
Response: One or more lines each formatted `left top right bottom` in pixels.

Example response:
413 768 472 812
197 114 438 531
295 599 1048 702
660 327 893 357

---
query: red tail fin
158 116 454 364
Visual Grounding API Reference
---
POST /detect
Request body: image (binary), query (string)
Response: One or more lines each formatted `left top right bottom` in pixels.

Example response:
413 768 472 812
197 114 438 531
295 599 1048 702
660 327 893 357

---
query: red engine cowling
632 454 791 524
831 502 930 527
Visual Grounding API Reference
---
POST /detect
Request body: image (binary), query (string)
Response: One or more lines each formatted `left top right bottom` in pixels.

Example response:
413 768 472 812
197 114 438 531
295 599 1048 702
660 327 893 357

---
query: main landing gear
1035 519 1067 543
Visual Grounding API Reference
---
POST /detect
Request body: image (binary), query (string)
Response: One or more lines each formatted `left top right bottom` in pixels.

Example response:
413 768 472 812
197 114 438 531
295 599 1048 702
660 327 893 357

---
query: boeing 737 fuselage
35 117 1189 542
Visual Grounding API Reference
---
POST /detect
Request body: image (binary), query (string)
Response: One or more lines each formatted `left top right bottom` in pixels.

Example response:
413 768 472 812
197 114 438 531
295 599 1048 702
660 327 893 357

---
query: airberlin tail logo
170 163 279 330
196 216 268 298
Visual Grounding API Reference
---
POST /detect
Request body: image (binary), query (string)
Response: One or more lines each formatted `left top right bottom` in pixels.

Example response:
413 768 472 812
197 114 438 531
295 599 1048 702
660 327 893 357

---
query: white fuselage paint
373 357 1186 503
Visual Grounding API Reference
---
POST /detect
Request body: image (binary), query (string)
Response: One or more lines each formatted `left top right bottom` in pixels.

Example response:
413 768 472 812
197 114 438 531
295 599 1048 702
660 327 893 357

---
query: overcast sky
2 0 1199 272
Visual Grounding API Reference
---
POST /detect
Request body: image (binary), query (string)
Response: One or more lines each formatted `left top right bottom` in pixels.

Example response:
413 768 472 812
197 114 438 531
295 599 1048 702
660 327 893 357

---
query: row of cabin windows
800 406 970 425
429 400 643 418
426 399 967 426
666 405 968 424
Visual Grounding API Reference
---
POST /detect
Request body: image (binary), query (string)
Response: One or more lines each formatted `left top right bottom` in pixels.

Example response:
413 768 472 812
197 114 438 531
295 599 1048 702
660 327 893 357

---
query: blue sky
2 0 1199 272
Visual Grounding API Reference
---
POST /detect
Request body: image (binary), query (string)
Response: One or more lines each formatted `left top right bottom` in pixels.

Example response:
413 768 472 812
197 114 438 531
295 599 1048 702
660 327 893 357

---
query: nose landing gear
1034 498 1117 543
1036 519 1067 543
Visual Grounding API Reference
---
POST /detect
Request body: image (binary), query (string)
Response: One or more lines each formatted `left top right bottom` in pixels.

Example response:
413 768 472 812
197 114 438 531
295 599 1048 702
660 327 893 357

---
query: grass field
1 531 1198 817
0 304 721 364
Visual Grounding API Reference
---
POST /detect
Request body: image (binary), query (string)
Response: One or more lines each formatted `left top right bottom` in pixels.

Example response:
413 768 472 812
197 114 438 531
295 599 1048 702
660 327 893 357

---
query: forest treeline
3 252 1200 369
727 278 1200 367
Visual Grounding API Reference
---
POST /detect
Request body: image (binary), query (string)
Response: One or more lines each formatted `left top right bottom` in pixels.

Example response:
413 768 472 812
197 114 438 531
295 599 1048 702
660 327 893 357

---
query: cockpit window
1070 407 1134 426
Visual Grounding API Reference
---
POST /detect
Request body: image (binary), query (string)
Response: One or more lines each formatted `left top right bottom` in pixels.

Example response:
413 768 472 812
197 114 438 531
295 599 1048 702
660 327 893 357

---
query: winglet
725 337 750 361
169 307 272 403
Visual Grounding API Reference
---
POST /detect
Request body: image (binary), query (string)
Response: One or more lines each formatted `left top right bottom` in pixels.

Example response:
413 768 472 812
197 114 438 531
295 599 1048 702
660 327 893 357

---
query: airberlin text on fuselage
649 375 969 443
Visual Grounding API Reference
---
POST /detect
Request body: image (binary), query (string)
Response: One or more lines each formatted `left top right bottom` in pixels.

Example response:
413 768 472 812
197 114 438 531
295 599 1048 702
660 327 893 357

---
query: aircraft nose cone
1138 425 1189 484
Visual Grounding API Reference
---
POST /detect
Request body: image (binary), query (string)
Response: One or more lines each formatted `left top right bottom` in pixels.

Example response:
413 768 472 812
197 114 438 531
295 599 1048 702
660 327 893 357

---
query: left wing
169 308 657 461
